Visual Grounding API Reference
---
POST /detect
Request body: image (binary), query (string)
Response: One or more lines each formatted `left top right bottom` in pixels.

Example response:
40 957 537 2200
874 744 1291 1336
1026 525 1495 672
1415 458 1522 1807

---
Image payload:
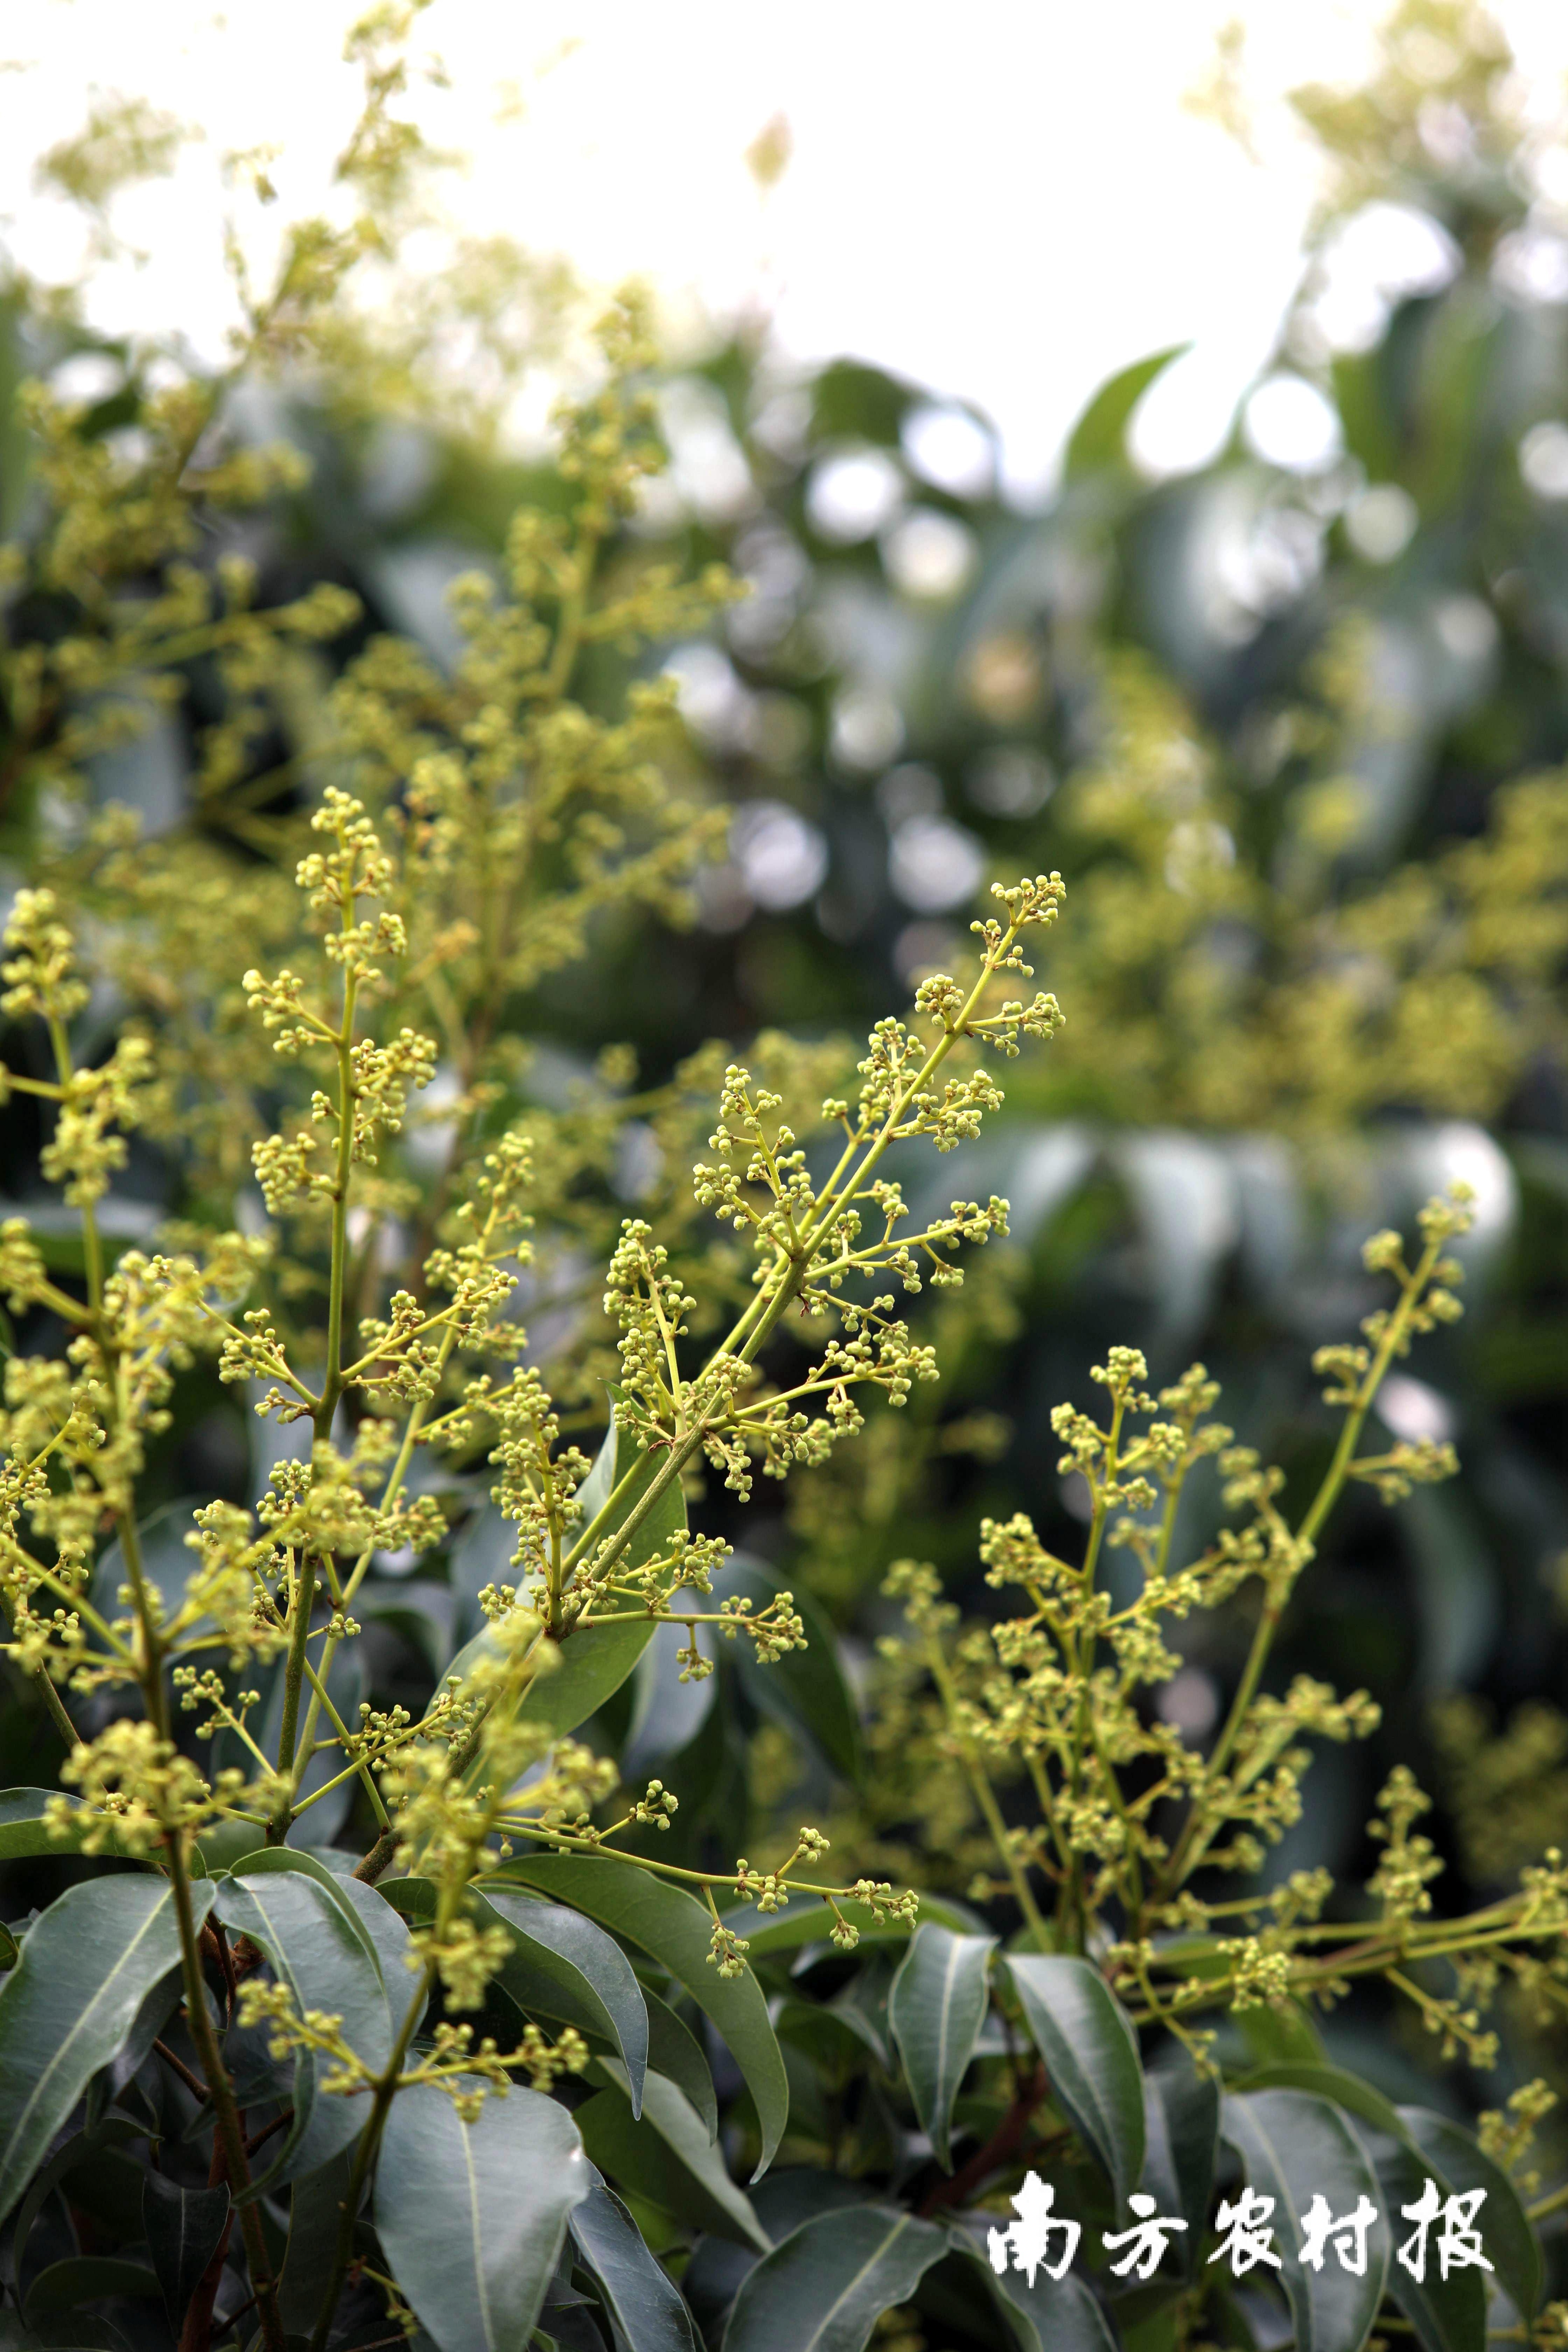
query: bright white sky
3 0 1568 494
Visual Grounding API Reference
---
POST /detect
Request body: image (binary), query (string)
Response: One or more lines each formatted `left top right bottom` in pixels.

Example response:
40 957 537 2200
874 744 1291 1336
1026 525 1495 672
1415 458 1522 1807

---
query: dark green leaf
0 1792 137 1864
220 1844 386 1977
478 1885 649 2115
1140 2047 1220 2278
1401 2105 1540 2324
776 1994 886 2078
214 1860 391 2192
576 2065 768 2251
486 1857 787 2177
449 1414 688 1749
1223 2089 1389 2352
375 2079 590 2352
1367 2126 1491 2352
948 2230 1120 2352
729 1555 862 1784
642 1988 717 2142
1236 2063 1408 2145
140 2172 230 2331
713 1889 980 1964
24 2263 159 2323
568 2166 700 2351
328 1865 429 2036
0 1874 211 2226
100 1965 181 2104
13 2121 147 2284
190 1817 279 1875
1235 2001 1327 2068
888 1923 995 2169
720 2207 948 2352
1063 346 1189 480
278 2150 355 2339
1003 1955 1145 2205
520 1417 687 1740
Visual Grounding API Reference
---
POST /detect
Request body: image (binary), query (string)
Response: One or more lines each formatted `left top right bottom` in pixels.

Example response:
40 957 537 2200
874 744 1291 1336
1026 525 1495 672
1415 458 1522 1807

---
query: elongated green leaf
477 1886 649 2114
100 1965 181 2105
140 2174 230 2332
1063 344 1189 479
24 2263 159 2323
214 1863 391 2191
278 2151 354 2337
1141 2047 1220 2278
949 2231 1119 2352
13 2121 145 2285
450 1413 688 1748
258 1849 428 2036
720 2207 948 2352
1223 2089 1389 2352
1236 1999 1328 2068
8 2322 131 2352
1004 1955 1145 2205
577 2065 768 2250
715 1889 980 1964
486 1856 787 2177
0 1791 138 1864
327 1866 428 2036
643 1988 718 2142
1366 2127 1489 2352
1238 2062 1408 2144
1401 2105 1539 2324
888 1924 995 2169
569 2167 701 2352
375 2079 590 2352
0 1875 211 2226
519 1415 687 1738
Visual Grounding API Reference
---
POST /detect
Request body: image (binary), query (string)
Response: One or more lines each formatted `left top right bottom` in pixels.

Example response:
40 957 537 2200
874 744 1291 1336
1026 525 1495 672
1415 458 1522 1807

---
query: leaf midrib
0 1886 174 2212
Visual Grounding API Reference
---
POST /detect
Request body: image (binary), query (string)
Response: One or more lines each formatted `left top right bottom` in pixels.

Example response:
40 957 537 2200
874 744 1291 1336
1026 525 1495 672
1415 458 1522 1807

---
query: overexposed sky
3 1 1568 492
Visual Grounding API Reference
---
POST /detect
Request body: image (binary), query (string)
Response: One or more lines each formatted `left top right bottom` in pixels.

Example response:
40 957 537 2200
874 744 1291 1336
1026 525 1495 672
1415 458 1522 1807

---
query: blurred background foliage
3 0 1568 2142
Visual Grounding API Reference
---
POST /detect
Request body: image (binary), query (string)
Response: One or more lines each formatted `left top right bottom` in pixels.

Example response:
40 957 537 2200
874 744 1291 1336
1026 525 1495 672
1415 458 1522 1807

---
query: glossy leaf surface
1003 1955 1145 2205
1367 2126 1490 2352
375 2080 590 2352
568 2167 701 2352
888 1922 995 2169
0 1875 210 2226
140 2173 230 2332
1224 2088 1389 2352
576 2064 768 2250
720 2207 948 2352
477 1884 649 2115
486 1856 787 2174
1402 2105 1539 2325
1140 2046 1220 2278
214 1860 391 2188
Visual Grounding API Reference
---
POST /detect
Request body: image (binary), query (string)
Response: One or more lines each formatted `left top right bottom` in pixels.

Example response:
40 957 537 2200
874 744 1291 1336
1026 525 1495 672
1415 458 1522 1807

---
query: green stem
561 915 1036 1599
0 1593 80 1751
1160 1236 1443 1897
269 1553 318 1844
923 1635 1047 1940
304 1967 432 2352
165 1848 286 2352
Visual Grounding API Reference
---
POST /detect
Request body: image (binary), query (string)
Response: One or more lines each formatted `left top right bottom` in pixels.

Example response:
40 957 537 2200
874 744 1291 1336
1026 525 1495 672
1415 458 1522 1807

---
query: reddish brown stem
178 2102 240 2352
918 2062 1048 2216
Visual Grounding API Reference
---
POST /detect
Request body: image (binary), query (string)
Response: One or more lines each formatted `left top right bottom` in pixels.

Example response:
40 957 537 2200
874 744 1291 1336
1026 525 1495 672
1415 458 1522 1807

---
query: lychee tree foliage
2 20 1568 2352
2 817 1567 2352
0 488 1562 2352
